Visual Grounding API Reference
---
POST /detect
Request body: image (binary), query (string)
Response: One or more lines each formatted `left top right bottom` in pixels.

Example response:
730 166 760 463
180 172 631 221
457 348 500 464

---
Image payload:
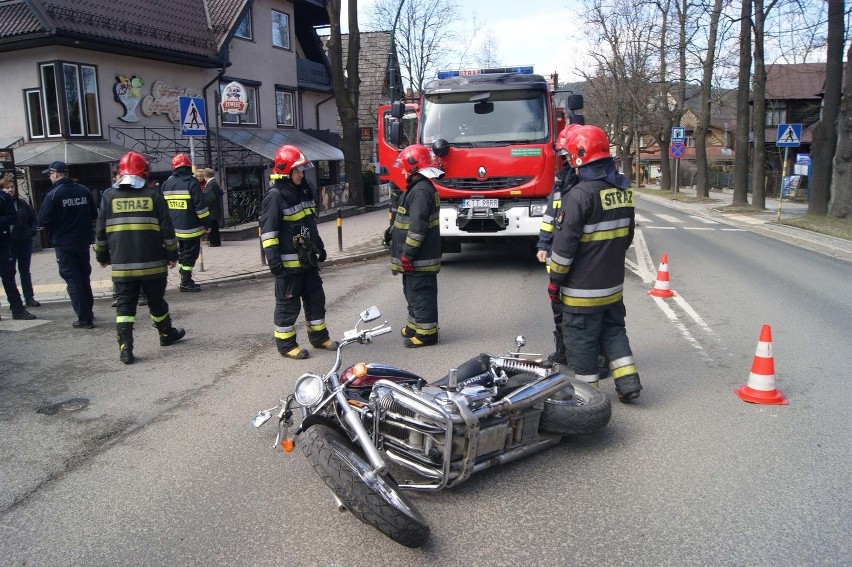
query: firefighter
390 145 443 348
94 152 185 364
548 125 642 403
537 124 580 365
259 145 336 359
161 153 210 292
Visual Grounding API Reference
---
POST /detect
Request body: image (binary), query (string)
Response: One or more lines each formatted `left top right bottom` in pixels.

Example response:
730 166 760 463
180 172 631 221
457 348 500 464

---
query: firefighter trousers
177 237 202 274
273 269 330 352
114 278 169 323
561 300 639 390
402 273 438 340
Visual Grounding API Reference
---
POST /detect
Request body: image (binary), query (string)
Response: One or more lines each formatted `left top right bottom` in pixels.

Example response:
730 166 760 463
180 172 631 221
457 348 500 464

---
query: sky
342 0 591 84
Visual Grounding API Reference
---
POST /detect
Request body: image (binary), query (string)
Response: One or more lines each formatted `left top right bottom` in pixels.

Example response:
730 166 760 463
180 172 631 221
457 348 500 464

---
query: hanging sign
220 81 248 115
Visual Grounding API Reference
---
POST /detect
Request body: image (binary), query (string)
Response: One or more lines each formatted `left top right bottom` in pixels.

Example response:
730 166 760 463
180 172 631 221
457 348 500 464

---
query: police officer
94 152 185 364
0 168 37 320
37 161 97 327
537 124 580 365
161 153 210 292
260 145 336 359
390 145 443 348
548 125 643 403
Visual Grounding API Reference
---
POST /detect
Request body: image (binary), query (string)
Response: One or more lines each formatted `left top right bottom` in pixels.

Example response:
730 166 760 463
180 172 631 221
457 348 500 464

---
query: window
275 89 294 127
63 64 84 136
235 9 252 40
27 62 101 139
271 10 290 49
766 106 785 126
25 90 45 138
81 66 101 136
40 63 61 137
685 135 695 148
220 82 258 126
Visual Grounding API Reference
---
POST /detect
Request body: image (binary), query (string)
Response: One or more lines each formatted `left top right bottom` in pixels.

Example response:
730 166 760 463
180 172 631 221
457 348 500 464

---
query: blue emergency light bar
437 65 535 79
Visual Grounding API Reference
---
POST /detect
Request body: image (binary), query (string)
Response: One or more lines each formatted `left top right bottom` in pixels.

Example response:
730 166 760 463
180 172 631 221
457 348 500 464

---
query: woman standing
2 175 39 307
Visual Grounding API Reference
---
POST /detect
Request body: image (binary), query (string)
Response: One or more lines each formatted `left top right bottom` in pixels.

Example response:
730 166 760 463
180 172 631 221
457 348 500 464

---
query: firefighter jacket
537 163 578 253
94 183 179 281
161 169 210 239
548 158 634 314
390 174 441 275
259 177 325 274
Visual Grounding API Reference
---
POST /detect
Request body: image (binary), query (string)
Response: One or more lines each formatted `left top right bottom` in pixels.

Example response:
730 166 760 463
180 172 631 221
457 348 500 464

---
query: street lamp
388 0 405 103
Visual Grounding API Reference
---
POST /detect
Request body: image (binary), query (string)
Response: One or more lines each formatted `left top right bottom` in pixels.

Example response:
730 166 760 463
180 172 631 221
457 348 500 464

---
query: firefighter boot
179 270 202 292
403 334 438 348
615 374 643 404
308 330 339 351
546 329 568 366
155 317 186 346
117 323 135 364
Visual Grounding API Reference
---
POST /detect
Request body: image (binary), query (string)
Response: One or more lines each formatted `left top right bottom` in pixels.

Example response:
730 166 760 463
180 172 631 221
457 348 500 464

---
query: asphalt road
1 204 850 566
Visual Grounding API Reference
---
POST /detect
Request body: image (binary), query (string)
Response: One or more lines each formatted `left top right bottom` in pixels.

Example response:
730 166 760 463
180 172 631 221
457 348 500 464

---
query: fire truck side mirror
566 94 584 111
391 101 405 119
569 113 585 125
389 121 403 147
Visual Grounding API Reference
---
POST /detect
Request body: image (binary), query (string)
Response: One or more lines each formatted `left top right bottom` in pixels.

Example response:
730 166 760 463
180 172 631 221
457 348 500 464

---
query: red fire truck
377 66 583 252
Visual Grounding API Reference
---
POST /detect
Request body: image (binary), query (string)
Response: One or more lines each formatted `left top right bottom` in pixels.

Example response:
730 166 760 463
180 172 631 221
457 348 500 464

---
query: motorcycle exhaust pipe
476 372 572 417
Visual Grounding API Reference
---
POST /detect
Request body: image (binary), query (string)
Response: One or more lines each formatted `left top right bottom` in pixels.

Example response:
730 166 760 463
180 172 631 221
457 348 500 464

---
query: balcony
297 59 331 90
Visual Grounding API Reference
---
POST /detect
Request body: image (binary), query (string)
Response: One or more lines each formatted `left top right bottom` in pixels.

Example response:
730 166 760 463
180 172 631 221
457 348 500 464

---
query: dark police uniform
260 175 332 354
160 167 210 290
0 188 31 318
390 173 441 345
548 157 641 400
38 172 98 325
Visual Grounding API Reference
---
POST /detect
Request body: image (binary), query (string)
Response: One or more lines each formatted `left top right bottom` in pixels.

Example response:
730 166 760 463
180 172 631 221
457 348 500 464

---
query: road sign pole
673 158 679 196
777 146 789 222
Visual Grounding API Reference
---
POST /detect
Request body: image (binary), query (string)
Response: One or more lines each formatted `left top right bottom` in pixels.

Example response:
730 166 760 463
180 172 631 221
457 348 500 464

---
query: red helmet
172 153 192 170
273 145 312 176
566 125 611 167
117 151 149 189
555 124 580 156
393 145 444 179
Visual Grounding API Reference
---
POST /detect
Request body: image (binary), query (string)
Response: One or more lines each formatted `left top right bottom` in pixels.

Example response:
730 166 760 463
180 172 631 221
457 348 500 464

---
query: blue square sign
776 123 801 147
179 96 207 137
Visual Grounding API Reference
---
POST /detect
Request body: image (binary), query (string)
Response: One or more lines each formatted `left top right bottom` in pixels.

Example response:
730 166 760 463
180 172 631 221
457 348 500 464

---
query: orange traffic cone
736 325 788 405
648 254 675 297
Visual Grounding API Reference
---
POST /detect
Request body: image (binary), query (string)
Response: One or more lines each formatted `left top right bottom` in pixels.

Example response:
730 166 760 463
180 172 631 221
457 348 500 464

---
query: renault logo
477 166 487 179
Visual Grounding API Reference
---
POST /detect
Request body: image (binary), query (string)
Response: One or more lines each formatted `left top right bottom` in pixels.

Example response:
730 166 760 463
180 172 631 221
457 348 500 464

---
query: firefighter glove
270 262 286 277
317 248 327 263
547 282 560 304
401 256 414 273
382 226 393 246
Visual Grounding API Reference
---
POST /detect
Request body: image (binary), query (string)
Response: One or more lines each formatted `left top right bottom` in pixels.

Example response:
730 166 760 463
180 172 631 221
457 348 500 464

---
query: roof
217 128 344 162
0 0 249 65
765 63 826 100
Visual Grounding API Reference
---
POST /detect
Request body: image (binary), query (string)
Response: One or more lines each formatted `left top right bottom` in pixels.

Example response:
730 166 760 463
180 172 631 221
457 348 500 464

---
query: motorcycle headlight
530 203 548 217
294 373 324 407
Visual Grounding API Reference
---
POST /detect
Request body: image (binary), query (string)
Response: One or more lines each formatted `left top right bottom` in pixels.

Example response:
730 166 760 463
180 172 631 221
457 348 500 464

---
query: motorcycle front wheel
301 424 430 548
540 378 612 435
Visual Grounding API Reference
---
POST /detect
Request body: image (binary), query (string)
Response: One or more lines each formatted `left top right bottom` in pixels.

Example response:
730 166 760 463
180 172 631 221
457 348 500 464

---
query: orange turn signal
353 363 368 378
281 437 295 453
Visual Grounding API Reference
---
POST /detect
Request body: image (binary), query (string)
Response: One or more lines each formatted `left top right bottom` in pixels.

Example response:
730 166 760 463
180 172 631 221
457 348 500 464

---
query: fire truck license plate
461 198 498 209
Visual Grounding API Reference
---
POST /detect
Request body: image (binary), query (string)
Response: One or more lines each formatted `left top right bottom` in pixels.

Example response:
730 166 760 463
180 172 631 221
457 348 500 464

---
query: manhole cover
36 397 90 415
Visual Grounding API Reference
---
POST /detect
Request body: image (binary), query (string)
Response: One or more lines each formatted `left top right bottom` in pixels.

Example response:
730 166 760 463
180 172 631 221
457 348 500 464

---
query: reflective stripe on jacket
390 174 441 275
259 177 325 274
161 170 210 239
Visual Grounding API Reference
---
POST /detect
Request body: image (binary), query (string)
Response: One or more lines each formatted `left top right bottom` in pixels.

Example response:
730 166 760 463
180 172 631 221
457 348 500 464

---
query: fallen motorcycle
252 306 611 548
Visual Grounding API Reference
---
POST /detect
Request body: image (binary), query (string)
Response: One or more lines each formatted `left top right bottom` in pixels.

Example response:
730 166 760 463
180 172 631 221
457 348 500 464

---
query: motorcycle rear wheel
541 379 612 435
301 424 430 548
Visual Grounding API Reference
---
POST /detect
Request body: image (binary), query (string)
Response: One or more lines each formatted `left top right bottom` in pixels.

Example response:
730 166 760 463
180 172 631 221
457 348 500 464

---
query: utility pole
388 0 405 103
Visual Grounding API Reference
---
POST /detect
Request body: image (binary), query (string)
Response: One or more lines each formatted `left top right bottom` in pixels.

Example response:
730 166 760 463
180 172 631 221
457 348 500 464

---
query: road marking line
652 296 704 351
721 228 746 232
673 294 716 336
689 215 719 224
683 227 715 231
630 229 656 283
655 214 684 223
725 214 766 225
646 226 676 230
635 213 652 223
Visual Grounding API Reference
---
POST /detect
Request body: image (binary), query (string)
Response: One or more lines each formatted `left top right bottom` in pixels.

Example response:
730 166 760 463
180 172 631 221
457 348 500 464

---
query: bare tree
325 0 364 205
732 0 752 206
366 0 466 96
475 28 502 68
693 0 724 198
751 0 781 210
808 0 844 216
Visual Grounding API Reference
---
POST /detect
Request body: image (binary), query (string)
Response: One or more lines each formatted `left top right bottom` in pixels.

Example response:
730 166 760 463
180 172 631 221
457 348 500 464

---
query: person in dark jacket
94 151 185 364
389 145 443 348
37 161 97 327
548 125 642 403
161 153 210 292
259 145 336 359
2 175 40 307
0 169 37 320
203 168 223 247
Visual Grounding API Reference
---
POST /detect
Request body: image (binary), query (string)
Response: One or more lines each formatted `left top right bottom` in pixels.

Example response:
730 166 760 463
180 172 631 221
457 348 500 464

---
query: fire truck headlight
530 204 548 217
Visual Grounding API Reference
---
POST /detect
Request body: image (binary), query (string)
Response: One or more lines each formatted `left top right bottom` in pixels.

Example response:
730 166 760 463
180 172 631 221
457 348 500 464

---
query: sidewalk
3 189 850 308
2 207 392 306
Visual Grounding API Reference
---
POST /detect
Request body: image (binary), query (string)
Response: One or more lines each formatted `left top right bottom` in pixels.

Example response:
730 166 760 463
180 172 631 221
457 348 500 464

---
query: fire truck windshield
420 90 548 145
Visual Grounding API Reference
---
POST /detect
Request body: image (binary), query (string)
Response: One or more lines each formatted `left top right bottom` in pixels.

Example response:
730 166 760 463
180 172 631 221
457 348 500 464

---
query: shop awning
217 128 344 162
13 140 131 166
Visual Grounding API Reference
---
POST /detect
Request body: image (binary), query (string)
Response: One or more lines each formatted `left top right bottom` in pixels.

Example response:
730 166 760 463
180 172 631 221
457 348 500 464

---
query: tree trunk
656 0 672 192
694 0 723 199
829 43 852 220
732 0 752 205
751 0 768 210
808 0 844 216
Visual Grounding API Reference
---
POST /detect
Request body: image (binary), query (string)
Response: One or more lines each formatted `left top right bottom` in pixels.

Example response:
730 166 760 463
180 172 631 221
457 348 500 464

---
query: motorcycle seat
432 354 491 387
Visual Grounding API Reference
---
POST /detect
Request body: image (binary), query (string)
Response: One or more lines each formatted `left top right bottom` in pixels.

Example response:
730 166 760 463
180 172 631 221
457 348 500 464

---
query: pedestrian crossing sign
776 123 801 147
179 96 207 137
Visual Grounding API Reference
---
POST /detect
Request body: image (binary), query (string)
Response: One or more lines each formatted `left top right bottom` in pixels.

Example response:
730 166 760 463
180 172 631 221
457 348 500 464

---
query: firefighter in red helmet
259 144 336 359
161 152 211 292
547 125 642 402
94 151 185 364
390 144 443 347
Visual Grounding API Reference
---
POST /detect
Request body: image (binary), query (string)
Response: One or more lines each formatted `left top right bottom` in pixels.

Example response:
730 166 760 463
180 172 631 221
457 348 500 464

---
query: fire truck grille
437 177 533 191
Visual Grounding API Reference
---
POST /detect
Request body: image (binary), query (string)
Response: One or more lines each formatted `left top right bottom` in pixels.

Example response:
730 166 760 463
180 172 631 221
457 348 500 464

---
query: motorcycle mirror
252 410 273 428
360 306 381 323
515 336 526 349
